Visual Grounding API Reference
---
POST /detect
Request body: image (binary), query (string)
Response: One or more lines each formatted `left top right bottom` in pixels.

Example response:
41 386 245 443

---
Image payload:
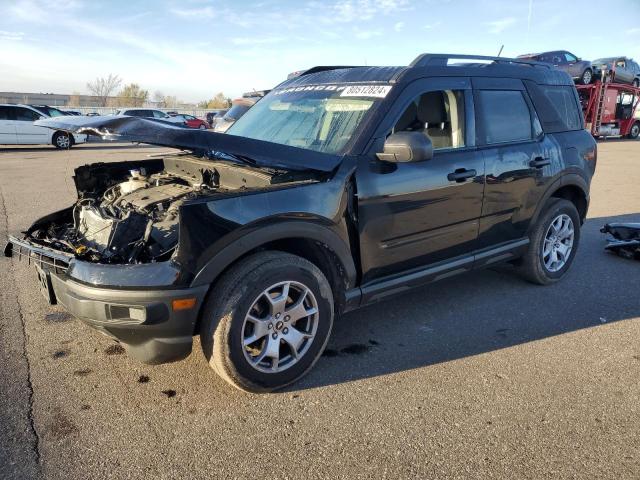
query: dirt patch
73 368 92 377
48 412 78 440
322 348 339 357
52 350 69 359
44 312 72 323
138 375 150 384
340 344 370 355
104 344 125 356
161 389 177 398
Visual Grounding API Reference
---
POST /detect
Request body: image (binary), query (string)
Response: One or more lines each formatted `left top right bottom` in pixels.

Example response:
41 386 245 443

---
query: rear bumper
49 273 208 364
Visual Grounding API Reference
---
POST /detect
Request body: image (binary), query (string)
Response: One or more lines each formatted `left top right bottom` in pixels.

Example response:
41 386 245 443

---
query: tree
86 74 122 107
153 90 166 107
117 83 149 107
198 92 231 109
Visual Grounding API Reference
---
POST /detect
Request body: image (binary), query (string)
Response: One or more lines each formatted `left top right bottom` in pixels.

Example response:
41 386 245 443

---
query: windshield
593 58 615 65
33 106 67 117
227 84 388 155
224 104 251 121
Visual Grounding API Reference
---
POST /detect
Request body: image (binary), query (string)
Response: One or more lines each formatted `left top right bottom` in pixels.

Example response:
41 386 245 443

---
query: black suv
5 54 597 392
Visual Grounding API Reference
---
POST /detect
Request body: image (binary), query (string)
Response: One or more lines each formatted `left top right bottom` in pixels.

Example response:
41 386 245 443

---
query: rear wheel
199 124 206 130
516 198 581 285
628 122 640 140
53 131 72 149
200 252 334 393
579 69 593 85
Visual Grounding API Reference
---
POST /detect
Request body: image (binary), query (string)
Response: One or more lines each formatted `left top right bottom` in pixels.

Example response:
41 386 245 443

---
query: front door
0 106 17 144
13 107 49 145
356 77 485 284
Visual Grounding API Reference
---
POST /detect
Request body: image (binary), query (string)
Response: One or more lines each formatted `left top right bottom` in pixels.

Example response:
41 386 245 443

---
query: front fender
189 219 357 288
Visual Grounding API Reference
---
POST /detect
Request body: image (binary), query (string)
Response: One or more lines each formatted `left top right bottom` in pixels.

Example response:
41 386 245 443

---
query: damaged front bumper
5 236 208 364
601 223 640 260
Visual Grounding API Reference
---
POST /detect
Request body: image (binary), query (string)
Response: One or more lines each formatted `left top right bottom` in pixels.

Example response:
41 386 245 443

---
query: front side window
14 107 41 122
152 110 168 119
564 53 577 63
392 89 465 149
228 85 386 155
476 90 533 144
0 106 11 120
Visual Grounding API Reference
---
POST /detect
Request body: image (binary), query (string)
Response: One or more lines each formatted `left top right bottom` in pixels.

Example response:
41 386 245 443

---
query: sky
1 0 639 103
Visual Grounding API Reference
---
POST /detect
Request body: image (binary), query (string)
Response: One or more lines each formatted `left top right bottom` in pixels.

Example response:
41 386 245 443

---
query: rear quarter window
524 81 583 132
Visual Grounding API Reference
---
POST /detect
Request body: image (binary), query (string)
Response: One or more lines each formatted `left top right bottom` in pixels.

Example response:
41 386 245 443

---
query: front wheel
200 252 334 393
579 69 593 85
628 122 640 140
516 198 581 285
199 124 207 130
53 131 72 149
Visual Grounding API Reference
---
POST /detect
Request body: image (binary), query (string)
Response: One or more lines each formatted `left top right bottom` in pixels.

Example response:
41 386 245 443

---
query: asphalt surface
0 141 639 479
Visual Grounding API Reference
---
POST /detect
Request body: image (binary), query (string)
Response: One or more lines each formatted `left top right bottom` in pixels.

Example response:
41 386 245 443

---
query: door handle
447 168 477 182
529 157 551 168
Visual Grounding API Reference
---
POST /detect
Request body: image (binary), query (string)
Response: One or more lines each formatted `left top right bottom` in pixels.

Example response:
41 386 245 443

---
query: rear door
356 77 485 283
615 59 634 84
13 106 49 145
0 106 17 144
473 78 553 249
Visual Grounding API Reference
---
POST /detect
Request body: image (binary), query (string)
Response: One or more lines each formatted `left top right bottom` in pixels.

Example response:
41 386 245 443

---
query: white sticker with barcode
339 85 392 98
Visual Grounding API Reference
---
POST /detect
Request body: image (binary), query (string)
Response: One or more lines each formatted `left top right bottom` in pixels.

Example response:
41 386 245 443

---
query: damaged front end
601 223 640 260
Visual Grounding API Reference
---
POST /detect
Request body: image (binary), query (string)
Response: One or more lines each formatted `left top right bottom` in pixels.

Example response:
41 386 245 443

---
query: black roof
278 53 573 89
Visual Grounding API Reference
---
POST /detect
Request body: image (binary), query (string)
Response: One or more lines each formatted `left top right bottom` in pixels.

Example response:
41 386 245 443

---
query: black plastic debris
601 223 640 260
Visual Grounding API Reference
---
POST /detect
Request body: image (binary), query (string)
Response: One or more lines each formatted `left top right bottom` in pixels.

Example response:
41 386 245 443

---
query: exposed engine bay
25 155 314 264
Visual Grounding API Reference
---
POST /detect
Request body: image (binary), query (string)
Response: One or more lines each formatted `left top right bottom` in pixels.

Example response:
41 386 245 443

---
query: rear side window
0 106 12 120
14 107 41 122
538 85 582 131
476 90 533 144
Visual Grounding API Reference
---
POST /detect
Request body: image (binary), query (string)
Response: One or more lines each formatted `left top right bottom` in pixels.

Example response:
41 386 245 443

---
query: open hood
34 115 342 172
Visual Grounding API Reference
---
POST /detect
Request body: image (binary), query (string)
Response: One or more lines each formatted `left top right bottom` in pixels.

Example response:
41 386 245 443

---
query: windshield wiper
206 150 258 166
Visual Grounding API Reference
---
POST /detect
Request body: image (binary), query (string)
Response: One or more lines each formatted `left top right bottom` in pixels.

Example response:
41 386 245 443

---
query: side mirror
376 131 433 163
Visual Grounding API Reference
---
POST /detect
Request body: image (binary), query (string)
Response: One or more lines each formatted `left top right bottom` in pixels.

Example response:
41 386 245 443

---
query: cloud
170 6 215 18
0 30 25 41
486 17 517 34
326 0 410 23
424 21 441 30
627 27 640 35
353 27 382 39
394 21 404 32
231 36 286 46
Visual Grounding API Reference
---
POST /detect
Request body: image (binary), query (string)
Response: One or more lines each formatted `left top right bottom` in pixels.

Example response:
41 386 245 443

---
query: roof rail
410 53 552 69
297 66 360 77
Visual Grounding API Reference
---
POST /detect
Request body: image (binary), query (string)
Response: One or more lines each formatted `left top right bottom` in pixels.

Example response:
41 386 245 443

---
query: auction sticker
340 85 392 98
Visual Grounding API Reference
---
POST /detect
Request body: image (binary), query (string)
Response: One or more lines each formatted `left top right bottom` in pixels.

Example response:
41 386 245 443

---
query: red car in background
171 114 210 129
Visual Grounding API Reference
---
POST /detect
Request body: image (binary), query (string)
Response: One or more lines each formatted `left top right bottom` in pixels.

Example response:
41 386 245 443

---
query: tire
199 124 207 130
516 198 581 285
53 131 72 149
200 251 334 393
579 69 593 85
628 122 640 140
633 78 639 88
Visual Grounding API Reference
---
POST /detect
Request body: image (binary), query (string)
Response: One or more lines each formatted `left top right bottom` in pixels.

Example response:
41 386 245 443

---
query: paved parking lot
1 141 639 479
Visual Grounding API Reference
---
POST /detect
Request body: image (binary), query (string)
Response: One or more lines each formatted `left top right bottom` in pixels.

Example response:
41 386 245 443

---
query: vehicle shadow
293 213 640 391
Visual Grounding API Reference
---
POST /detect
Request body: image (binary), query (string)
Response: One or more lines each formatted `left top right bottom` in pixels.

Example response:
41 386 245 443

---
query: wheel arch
529 175 589 231
190 221 358 316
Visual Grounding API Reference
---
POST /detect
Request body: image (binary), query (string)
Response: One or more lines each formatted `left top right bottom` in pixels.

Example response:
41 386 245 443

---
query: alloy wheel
582 70 592 84
56 134 70 148
542 214 575 272
241 281 319 373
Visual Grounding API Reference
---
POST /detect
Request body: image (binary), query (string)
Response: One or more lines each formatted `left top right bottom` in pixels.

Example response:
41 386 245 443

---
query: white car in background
114 108 186 124
0 103 87 148
0 104 87 148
